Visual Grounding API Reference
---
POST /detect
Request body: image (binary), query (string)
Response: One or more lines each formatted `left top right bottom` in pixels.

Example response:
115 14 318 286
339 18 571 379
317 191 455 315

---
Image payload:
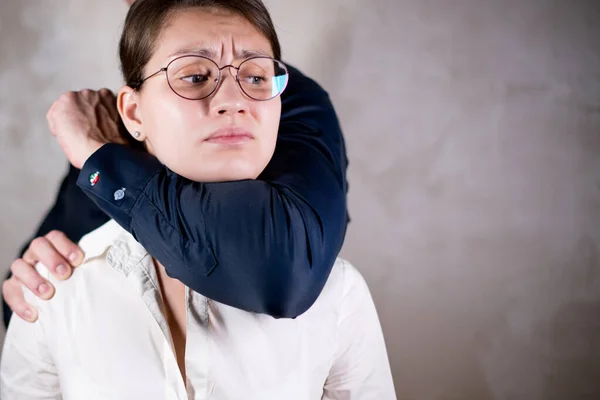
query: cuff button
114 188 126 201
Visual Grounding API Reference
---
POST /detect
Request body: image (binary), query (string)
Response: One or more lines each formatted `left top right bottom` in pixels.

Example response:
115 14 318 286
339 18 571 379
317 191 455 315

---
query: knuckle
2 279 19 301
2 279 12 294
30 236 47 250
63 91 77 103
45 230 65 243
10 259 30 277
22 249 36 265
10 260 30 276
10 259 21 273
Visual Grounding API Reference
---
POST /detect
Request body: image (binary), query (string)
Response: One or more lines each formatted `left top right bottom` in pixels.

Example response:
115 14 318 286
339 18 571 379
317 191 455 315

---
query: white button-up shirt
1 220 395 399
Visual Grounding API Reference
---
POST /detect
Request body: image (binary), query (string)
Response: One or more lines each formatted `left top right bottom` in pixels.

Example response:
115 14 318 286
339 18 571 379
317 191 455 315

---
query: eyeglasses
131 55 289 101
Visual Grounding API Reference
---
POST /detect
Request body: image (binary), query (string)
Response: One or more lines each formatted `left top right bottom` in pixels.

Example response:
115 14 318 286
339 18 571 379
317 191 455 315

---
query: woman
3 0 347 324
1 0 396 398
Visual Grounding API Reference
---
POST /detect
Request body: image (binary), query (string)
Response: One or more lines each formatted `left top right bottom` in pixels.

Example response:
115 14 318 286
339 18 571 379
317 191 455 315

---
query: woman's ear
117 86 146 141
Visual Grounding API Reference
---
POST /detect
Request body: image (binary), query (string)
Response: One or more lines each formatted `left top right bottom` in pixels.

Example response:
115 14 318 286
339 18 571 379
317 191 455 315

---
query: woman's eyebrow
235 49 272 59
168 47 217 59
167 47 272 60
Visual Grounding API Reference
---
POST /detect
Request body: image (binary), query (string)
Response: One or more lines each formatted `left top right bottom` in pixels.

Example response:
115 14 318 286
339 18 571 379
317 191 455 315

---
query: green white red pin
89 172 100 186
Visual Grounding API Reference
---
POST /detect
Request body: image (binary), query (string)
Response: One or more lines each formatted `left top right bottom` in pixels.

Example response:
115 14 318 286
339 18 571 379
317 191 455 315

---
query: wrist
83 142 105 167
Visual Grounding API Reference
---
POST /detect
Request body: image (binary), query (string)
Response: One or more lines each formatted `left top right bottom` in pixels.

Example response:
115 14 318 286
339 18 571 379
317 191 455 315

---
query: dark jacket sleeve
76 65 349 318
3 165 110 328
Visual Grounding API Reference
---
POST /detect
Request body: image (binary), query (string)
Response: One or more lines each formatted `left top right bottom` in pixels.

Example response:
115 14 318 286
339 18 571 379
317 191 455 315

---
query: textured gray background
1 0 600 399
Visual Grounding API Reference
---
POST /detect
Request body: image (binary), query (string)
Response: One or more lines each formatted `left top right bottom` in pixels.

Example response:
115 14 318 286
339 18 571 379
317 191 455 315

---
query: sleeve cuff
77 143 162 214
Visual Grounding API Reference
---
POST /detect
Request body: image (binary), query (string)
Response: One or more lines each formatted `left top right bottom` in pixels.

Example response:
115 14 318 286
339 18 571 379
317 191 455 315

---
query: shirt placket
107 241 188 399
185 290 213 399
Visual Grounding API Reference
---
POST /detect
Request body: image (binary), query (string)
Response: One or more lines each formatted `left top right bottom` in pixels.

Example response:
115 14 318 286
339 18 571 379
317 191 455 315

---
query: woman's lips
205 128 254 145
205 134 254 145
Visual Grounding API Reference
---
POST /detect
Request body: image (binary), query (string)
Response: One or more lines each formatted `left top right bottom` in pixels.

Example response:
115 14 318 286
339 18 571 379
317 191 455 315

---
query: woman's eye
181 74 209 84
243 75 267 85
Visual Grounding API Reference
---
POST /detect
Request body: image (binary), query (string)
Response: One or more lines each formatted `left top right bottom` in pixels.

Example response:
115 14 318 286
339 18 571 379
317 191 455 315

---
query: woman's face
118 8 281 182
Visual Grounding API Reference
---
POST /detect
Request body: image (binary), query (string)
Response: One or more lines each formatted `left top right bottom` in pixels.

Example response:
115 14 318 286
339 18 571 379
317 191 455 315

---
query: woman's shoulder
77 220 132 260
311 258 372 311
330 258 371 297
31 220 142 307
33 220 124 280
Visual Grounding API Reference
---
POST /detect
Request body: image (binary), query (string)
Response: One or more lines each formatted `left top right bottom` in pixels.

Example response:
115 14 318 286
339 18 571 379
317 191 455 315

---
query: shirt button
114 188 126 201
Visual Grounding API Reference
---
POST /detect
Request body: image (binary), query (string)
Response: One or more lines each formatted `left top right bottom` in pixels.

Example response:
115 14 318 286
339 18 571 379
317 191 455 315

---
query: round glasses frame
131 55 289 102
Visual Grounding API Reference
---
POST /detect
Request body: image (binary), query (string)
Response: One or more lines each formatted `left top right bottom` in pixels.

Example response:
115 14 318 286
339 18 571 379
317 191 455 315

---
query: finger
28 237 72 280
99 115 123 145
45 230 85 267
96 108 124 145
98 88 116 101
10 259 55 300
2 278 38 323
98 89 119 122
80 88 93 98
21 248 39 265
46 103 58 136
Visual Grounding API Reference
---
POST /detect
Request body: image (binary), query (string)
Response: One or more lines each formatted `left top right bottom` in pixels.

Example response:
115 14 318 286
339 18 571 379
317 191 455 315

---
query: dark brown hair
119 0 282 89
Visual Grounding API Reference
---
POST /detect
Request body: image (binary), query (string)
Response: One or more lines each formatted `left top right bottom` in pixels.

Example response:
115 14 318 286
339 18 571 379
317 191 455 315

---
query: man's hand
2 231 84 322
47 88 126 169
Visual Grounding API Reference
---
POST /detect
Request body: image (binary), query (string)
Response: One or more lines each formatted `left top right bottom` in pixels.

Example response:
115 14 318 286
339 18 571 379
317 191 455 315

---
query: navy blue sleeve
77 65 348 318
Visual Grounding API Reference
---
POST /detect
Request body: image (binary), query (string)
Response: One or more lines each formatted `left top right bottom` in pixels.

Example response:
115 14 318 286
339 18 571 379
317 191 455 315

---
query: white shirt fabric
1 220 396 399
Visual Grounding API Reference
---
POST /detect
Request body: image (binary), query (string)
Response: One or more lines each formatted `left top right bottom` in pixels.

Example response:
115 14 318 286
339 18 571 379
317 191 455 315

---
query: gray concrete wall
1 0 599 398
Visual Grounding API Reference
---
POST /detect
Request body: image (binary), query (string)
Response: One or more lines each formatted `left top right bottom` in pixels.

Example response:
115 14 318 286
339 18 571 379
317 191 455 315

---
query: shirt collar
79 220 148 276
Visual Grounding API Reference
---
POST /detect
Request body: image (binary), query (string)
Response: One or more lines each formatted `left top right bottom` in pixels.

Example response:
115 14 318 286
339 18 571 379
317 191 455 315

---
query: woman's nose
210 68 249 116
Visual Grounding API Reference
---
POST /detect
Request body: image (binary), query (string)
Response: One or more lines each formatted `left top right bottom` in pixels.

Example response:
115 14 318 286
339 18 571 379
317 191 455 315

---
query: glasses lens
238 58 289 100
167 56 219 100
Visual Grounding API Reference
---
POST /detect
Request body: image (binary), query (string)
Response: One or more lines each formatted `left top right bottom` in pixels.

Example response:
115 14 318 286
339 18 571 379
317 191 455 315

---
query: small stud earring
132 131 140 139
